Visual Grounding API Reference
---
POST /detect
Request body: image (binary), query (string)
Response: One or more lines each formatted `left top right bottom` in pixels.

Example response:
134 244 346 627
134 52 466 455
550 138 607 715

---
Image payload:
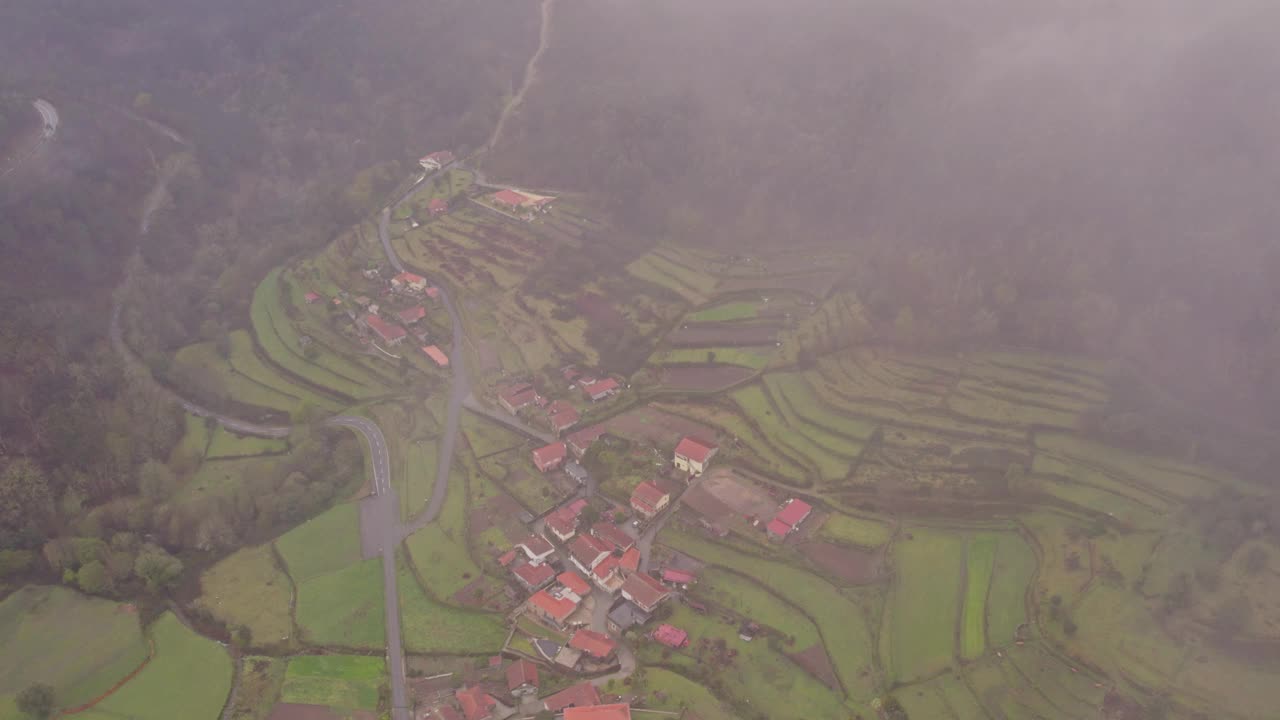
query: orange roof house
532 442 568 472
630 481 670 519
454 685 496 720
364 314 407 345
563 704 632 720
620 572 671 613
428 198 450 216
421 345 450 367
527 588 578 628
392 271 428 292
558 570 591 597
506 658 539 696
568 629 617 659
513 562 556 590
542 683 601 713
673 436 718 477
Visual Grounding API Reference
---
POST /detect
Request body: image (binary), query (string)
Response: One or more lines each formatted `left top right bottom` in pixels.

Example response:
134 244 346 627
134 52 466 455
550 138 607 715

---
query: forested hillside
487 0 1280 433
0 0 533 583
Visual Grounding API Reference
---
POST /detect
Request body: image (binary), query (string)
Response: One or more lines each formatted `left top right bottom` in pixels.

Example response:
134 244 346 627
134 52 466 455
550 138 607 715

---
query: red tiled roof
506 658 539 691
394 271 427 285
568 629 617 658
592 554 620 581
652 624 689 648
421 345 449 367
569 534 611 568
661 568 697 584
426 287 440 299
775 498 813 528
514 562 555 588
493 189 529 207
365 314 407 343
675 437 717 464
305 291 321 302
629 481 670 509
621 572 670 611
528 588 577 623
542 682 601 712
499 383 538 408
619 547 641 573
545 507 578 538
567 498 589 515
429 198 449 211
399 305 427 324
423 151 455 164
558 570 591 596
518 534 554 558
497 549 517 567
766 518 792 537
591 523 634 552
563 704 632 720
455 685 496 720
532 442 567 471
566 425 606 454
582 378 620 399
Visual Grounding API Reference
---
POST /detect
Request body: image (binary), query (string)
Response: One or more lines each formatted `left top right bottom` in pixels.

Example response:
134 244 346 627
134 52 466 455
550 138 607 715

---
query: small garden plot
658 364 756 392
797 541 883 585
395 558 503 657
0 586 148 712
205 426 289 459
883 528 965 683
687 301 761 323
294 559 385 649
86 613 232 720
634 603 848 720
816 512 892 548
769 371 878 443
663 529 879 702
731 384 850 483
987 534 1035 647
961 535 998 659
653 346 775 370
626 668 735 720
694 568 821 649
194 545 294 647
276 503 363 584
280 655 383 713
946 384 1082 429
227 330 342 413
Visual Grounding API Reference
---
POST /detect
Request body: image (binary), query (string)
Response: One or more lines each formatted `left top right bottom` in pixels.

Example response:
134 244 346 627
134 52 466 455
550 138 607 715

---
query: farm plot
986 534 1035 647
653 346 776 370
626 249 718 303
694 568 821 649
404 466 494 604
194 545 294 647
0 586 149 712
1035 432 1229 500
224 656 285 720
663 529 879 701
602 404 718 449
946 382 1084 430
82 613 232 720
732 383 853 483
767 371 877 447
882 528 965 683
627 668 735 720
667 322 781 347
961 535 997 659
227 329 343 413
687 301 762 323
658 364 756 392
280 655 384 713
293 559 385 649
816 512 892 548
397 555 507 655
651 401 810 483
171 341 301 415
276 504 363 583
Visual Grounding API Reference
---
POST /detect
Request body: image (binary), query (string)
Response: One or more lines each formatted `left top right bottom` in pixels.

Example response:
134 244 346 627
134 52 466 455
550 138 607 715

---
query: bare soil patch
797 541 883 585
603 406 717 447
684 469 779 523
660 365 755 392
268 703 342 720
788 644 841 691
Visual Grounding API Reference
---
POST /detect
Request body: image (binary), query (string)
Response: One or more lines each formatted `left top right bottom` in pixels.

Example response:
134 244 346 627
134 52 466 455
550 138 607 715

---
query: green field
404 467 486 602
884 529 965 683
628 667 735 720
987 534 1035 647
80 613 232 720
227 330 343 415
732 383 851 482
695 568 821 649
0 586 148 712
817 513 892 547
687 301 760 323
397 556 507 654
294 559 386 649
654 346 775 370
171 413 212 463
280 655 384 712
276 503 363 583
205 426 289 459
961 535 997 660
194 545 294 647
172 341 302 415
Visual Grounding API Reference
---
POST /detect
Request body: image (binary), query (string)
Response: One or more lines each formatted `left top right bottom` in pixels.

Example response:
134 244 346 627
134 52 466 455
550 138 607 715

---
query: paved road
461 393 555 445
326 416 411 720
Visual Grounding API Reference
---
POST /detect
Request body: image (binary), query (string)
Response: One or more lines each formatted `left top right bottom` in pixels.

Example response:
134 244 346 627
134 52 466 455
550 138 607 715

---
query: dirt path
480 0 555 157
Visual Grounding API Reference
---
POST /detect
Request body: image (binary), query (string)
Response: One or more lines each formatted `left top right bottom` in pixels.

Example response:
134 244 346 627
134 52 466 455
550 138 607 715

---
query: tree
134 547 183 591
0 459 53 534
137 460 177 499
76 560 110 595
17 683 55 719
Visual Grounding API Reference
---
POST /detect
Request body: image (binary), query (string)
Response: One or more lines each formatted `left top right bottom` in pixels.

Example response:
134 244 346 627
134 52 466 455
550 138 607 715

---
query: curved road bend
326 416 411 720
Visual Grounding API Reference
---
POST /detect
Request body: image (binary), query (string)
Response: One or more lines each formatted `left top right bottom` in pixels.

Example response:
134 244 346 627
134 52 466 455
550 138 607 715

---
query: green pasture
194 545 294 647
281 655 384 712
884 528 964 683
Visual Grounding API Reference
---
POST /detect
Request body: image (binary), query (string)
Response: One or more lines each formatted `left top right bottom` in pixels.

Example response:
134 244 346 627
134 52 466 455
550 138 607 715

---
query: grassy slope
961 535 997 660
396 555 506 655
281 655 384 711
193 545 294 646
276 503 363 583
886 529 964 683
818 513 893 548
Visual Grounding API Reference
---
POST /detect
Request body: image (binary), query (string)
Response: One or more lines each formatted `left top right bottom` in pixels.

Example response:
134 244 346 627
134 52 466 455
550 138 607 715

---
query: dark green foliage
16 683 55 719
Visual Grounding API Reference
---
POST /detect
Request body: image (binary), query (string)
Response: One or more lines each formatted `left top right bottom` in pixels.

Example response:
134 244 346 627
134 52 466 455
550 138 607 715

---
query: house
532 442 567 473
305 291 321 304
591 523 635 553
527 588 579 629
565 461 590 485
498 383 540 414
563 704 631 720
517 534 555 565
429 198 450 216
492 189 528 210
542 682 601 713
506 659 540 698
652 624 689 648
566 425 607 458
497 549 517 567
391 271 429 293
568 629 617 660
419 150 455 171
455 686 496 720
620 572 670 614
618 547 640 575
630 481 670 519
364 314 407 346
428 706 463 720
544 506 579 542
513 562 556 591
674 437 719 477
767 498 814 539
568 534 612 575
581 378 621 402
425 286 441 300
422 345 450 367
546 400 581 433
398 305 427 324
661 568 697 586
591 554 624 592
607 599 651 633
558 570 592 597
554 645 584 669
